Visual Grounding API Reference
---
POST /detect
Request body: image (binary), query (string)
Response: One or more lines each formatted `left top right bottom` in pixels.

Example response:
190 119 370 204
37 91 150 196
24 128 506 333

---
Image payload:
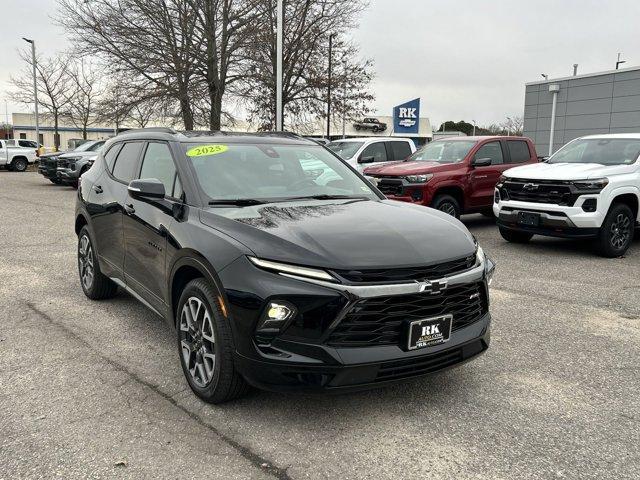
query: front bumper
219 255 493 392
56 167 80 183
235 315 490 392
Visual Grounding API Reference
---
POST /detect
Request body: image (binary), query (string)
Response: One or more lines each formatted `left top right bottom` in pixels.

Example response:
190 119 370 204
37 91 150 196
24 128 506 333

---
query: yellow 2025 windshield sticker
186 144 229 157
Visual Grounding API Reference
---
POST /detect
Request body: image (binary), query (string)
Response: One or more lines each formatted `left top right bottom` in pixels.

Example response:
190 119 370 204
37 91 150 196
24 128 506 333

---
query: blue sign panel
393 98 420 135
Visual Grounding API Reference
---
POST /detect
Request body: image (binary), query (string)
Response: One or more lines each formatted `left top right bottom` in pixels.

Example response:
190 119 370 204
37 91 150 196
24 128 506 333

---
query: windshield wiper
282 194 370 202
208 198 266 207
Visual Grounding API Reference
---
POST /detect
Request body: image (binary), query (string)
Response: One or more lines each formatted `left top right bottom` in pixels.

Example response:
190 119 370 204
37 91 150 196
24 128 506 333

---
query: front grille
375 177 403 196
333 254 475 284
326 282 487 347
503 178 575 206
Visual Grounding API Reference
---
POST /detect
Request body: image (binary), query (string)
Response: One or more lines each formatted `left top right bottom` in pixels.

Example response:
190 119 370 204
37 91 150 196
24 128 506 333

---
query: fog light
582 198 597 212
411 189 423 201
258 301 296 332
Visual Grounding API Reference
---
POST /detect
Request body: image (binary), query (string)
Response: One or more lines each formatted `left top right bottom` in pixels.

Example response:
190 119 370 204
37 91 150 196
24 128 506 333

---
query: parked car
364 136 539 218
75 128 495 403
327 137 416 173
0 139 38 172
56 141 106 187
494 134 640 257
16 139 41 149
353 117 387 133
38 140 104 184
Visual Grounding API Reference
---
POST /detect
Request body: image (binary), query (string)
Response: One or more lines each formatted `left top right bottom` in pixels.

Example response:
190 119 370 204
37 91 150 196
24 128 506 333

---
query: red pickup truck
364 136 539 217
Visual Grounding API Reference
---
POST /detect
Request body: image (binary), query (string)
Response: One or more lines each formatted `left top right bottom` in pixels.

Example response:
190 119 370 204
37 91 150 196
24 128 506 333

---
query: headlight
475 244 496 286
404 174 433 183
573 178 608 192
248 256 336 282
499 174 507 183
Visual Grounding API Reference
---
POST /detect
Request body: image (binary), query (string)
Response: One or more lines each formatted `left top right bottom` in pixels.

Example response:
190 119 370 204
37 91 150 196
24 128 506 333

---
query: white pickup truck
0 139 38 172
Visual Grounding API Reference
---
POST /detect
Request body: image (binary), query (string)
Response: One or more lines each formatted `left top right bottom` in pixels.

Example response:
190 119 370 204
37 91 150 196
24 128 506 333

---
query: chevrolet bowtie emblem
523 183 539 191
418 279 448 295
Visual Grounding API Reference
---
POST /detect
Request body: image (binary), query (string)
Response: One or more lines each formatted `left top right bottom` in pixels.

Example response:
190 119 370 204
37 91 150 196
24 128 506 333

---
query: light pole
616 52 626 70
326 33 335 139
342 59 347 139
275 0 284 131
472 120 476 136
22 37 39 148
548 84 560 156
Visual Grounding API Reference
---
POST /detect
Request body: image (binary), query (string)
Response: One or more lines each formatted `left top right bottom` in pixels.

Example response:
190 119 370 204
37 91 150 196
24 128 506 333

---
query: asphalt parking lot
0 172 638 479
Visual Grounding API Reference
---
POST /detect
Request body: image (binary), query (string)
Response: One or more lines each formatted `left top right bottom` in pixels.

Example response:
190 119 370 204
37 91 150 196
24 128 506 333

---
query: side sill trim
109 277 164 318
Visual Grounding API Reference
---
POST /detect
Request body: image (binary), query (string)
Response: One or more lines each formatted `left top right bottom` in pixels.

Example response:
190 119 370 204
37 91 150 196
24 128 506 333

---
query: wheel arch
432 184 465 211
607 187 640 221
168 254 228 329
75 213 89 235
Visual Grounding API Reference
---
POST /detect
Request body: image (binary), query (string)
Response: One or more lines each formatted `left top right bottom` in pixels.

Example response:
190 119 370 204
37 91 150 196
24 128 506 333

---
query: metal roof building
523 66 640 155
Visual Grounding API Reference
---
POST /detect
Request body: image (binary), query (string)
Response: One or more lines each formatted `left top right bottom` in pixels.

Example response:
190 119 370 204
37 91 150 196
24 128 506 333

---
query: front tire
432 194 461 218
77 226 118 299
597 203 634 258
177 278 250 404
499 227 534 243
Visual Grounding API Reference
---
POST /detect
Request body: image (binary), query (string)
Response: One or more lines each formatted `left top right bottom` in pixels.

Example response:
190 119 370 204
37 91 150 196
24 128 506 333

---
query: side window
104 144 123 172
507 141 531 163
89 141 105 152
112 142 143 183
173 175 183 199
389 141 412 160
139 142 178 197
360 142 388 162
474 141 504 165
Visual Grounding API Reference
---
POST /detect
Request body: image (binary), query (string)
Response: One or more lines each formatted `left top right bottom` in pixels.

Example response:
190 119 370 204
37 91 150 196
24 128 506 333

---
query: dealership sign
393 98 420 134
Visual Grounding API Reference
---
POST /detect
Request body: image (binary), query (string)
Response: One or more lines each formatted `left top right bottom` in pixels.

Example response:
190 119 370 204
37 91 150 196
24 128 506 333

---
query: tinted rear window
112 142 143 183
389 141 412 160
507 141 531 163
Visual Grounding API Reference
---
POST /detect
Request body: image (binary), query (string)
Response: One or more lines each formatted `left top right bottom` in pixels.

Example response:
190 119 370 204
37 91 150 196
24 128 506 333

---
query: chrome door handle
92 185 103 194
124 204 135 215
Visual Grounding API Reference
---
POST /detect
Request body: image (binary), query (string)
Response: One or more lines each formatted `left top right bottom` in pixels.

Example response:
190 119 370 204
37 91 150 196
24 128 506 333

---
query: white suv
493 134 640 257
327 137 416 173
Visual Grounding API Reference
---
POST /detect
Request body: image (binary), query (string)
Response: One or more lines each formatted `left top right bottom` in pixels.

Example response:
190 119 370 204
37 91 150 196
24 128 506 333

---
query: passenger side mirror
128 178 165 199
472 157 492 167
538 156 549 162
358 155 375 164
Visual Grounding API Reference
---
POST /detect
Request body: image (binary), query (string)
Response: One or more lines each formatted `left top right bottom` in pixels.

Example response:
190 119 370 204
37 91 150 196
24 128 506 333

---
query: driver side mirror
538 156 549 162
472 157 492 167
358 155 375 164
128 178 165 199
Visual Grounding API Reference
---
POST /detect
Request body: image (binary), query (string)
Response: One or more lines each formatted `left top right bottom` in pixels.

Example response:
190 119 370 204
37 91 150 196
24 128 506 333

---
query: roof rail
117 127 178 135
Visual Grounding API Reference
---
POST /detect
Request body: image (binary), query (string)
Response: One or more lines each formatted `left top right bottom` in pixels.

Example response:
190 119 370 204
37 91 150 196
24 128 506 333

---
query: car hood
364 161 462 176
504 162 636 180
60 151 97 160
199 199 475 270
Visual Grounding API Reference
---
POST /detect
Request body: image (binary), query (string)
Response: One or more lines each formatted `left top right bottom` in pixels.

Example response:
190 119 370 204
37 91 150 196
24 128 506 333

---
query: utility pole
275 0 284 131
616 53 626 70
326 33 335 139
342 59 347 139
22 38 39 148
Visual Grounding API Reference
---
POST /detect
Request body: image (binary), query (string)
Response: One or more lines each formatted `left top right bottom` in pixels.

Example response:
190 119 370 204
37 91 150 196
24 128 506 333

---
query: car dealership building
524 65 640 156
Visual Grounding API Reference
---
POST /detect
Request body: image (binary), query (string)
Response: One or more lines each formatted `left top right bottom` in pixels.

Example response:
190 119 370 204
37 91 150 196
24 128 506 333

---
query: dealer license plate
517 211 540 226
407 315 453 350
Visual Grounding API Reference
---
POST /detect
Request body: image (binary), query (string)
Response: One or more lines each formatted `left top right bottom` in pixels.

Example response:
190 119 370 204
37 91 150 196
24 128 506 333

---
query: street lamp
472 120 476 136
541 74 548 80
275 0 283 131
22 37 39 149
548 84 560 156
616 52 626 70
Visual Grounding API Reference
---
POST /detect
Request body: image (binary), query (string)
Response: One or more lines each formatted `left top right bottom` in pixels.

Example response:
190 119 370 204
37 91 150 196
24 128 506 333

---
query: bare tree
10 50 72 149
58 0 202 129
64 59 105 139
238 0 374 130
500 115 524 136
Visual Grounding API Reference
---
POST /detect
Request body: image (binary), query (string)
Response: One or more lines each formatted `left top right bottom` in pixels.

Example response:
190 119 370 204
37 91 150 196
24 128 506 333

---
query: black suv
75 128 495 403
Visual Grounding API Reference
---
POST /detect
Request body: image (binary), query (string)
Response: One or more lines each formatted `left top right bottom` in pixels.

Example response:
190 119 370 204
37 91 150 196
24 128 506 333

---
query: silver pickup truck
0 139 38 172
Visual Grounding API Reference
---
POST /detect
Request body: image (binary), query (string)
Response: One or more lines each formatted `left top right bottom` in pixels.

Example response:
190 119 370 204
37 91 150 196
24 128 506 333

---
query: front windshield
549 138 640 165
75 141 100 152
183 143 379 203
327 141 364 159
407 140 476 164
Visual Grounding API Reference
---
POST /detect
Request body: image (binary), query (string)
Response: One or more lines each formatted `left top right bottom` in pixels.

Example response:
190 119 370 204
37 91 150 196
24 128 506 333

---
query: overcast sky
2 0 640 128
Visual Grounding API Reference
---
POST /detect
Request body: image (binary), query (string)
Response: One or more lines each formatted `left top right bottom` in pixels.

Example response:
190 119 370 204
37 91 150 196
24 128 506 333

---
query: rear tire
12 158 28 172
77 226 118 299
499 227 534 243
597 203 634 258
177 278 250 404
50 178 62 184
432 194 461 218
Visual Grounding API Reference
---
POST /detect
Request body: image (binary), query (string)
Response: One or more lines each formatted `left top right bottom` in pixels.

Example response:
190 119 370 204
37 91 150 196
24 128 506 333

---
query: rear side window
104 144 122 171
112 142 143 183
507 141 531 163
388 141 412 160
474 141 504 165
360 142 388 162
139 142 178 197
